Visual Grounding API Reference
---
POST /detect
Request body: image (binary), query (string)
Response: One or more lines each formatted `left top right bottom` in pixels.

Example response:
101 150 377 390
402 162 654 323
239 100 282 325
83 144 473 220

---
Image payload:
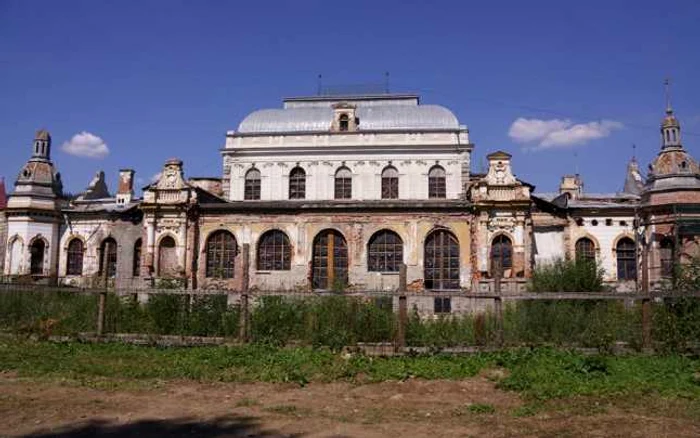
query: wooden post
396 295 407 352
239 293 249 342
97 291 106 336
494 263 504 346
642 298 652 350
399 263 407 292
241 244 250 293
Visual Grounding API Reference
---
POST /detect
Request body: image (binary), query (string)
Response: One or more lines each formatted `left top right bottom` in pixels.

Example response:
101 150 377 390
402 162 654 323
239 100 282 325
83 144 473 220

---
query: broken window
99 237 118 278
424 229 460 290
490 235 513 277
434 296 451 314
257 230 291 271
244 168 261 200
206 230 236 278
616 237 636 281
381 166 399 199
289 167 306 200
30 239 45 276
334 167 352 199
312 229 348 290
368 230 403 272
575 237 595 263
66 238 84 276
428 165 446 199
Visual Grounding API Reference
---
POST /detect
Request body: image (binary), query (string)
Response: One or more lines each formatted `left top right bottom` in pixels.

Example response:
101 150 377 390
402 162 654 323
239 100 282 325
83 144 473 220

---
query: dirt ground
1 372 698 438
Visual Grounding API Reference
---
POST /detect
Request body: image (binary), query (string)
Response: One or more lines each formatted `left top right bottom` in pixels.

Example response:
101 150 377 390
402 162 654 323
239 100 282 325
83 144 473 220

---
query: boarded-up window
133 239 142 277
312 230 348 290
289 167 306 200
424 229 460 290
490 235 513 277
381 166 399 199
368 230 403 272
244 168 261 200
616 237 637 280
206 231 236 278
158 236 178 278
428 165 446 199
99 237 118 278
66 239 84 276
575 237 595 263
334 167 352 199
30 239 45 275
257 230 291 271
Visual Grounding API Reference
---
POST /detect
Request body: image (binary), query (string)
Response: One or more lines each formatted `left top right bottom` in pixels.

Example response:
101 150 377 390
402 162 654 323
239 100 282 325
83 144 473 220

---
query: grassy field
1 339 699 402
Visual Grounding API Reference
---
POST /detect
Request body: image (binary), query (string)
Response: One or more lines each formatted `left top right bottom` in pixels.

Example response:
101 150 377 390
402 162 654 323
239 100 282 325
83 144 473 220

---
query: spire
660 79 682 149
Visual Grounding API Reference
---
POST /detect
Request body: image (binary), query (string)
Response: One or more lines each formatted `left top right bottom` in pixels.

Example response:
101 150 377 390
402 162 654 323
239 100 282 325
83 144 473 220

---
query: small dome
34 129 51 141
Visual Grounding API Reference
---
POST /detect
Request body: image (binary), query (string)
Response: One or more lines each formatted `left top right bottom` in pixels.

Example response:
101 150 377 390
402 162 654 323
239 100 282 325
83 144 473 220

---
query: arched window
424 229 460 290
428 165 446 199
381 166 399 199
575 237 595 263
368 230 403 272
334 167 352 199
289 167 306 200
99 237 118 278
339 113 349 131
616 237 636 281
244 168 261 200
490 235 513 277
257 230 291 271
206 231 236 278
312 229 348 290
30 239 45 275
66 239 84 276
133 239 142 277
158 236 177 277
660 237 674 278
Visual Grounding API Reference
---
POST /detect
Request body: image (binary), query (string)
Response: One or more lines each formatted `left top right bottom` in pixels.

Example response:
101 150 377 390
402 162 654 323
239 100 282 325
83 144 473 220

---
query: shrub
529 258 605 292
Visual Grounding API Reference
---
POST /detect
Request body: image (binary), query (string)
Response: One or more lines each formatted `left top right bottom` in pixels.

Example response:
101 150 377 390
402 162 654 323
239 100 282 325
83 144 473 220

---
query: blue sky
2 0 700 195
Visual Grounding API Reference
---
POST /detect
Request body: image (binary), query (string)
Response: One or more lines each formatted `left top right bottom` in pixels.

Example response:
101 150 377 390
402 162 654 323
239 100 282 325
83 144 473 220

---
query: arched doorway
312 229 348 290
158 236 178 277
30 239 45 275
424 229 460 290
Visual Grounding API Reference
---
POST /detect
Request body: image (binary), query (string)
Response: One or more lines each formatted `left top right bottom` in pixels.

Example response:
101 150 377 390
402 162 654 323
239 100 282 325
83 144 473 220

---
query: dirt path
0 373 697 437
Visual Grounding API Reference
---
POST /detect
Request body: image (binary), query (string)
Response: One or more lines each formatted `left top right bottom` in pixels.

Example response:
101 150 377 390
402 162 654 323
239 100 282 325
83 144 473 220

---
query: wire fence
1 282 699 354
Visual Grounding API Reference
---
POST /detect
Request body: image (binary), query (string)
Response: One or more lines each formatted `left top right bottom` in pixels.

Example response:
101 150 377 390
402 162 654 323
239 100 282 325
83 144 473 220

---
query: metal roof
237 104 460 134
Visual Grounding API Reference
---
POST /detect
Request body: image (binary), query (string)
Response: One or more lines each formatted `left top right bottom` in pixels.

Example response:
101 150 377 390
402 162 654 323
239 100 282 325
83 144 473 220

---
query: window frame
205 231 237 279
257 230 292 271
381 166 399 199
244 168 261 200
334 167 352 200
367 230 404 273
428 165 447 199
66 238 84 276
434 297 452 314
490 234 513 277
575 237 596 263
616 237 637 281
289 167 306 200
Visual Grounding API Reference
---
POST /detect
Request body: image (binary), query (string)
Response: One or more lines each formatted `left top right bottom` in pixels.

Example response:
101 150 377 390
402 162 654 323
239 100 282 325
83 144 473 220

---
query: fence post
493 263 504 346
241 243 250 294
97 291 106 336
642 298 652 350
399 263 407 292
395 263 408 353
239 293 249 343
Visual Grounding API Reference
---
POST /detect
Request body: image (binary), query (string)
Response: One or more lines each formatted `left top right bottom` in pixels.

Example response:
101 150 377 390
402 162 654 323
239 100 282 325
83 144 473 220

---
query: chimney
116 169 135 205
559 174 583 200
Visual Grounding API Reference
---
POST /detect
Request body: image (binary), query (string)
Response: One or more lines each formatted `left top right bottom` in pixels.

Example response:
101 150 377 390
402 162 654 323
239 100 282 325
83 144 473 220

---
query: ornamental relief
487 214 516 232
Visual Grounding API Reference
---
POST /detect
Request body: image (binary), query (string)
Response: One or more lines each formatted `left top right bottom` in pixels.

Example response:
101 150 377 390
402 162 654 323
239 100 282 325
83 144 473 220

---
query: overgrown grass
1 339 699 403
529 258 605 292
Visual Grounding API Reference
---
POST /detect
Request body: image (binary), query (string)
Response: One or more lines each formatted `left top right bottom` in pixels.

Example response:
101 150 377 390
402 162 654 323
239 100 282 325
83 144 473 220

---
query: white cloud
61 131 109 159
509 118 623 150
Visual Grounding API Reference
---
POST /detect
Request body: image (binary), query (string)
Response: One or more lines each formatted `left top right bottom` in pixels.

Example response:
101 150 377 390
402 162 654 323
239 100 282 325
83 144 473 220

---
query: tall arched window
206 231 237 278
616 237 637 281
158 236 177 277
133 239 142 277
334 167 352 199
368 230 403 272
381 166 399 199
30 239 45 275
312 230 348 290
9 238 22 275
66 239 84 276
244 168 261 200
490 235 513 277
424 229 460 290
257 230 291 271
660 237 674 278
99 237 118 278
289 167 306 200
428 165 446 199
575 237 595 263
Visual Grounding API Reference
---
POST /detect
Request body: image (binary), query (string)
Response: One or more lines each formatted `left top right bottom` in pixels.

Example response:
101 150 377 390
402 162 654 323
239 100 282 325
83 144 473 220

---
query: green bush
529 258 605 292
